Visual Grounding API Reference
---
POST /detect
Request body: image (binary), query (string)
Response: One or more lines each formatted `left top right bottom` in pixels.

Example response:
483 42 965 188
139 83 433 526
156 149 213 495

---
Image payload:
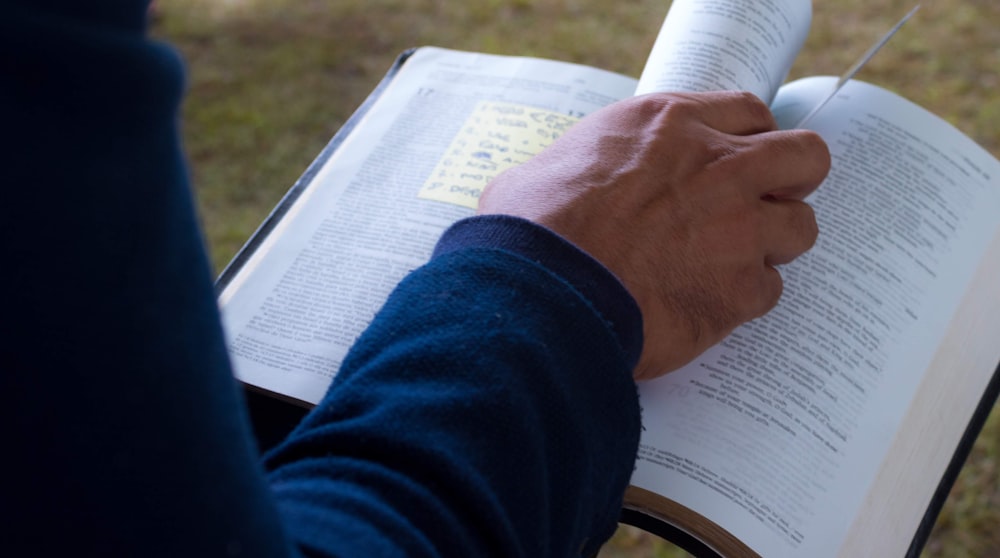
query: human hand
478 91 830 380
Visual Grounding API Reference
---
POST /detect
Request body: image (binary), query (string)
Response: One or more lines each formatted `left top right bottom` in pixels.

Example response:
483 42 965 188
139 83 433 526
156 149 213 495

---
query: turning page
635 0 812 102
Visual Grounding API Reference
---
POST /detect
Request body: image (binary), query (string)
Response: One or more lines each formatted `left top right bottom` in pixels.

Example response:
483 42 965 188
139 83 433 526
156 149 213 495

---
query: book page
634 0 811 102
218 47 638 405
838 200 1000 558
630 77 1000 557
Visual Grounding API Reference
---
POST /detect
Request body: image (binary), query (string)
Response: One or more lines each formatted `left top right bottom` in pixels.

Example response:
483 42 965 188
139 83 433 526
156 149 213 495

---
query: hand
478 91 830 380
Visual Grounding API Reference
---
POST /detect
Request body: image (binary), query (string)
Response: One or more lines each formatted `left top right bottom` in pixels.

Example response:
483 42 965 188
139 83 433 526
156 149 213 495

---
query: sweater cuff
433 215 644 370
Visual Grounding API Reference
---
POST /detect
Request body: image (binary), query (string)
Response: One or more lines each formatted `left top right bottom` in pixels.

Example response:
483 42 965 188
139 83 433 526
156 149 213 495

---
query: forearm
265 217 644 557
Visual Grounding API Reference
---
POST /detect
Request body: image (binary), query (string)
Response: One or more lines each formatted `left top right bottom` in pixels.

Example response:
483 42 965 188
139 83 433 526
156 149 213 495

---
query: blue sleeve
265 216 643 557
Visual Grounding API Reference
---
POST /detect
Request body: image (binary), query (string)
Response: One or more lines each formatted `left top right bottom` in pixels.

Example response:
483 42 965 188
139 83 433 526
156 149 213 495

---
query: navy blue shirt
2 2 644 556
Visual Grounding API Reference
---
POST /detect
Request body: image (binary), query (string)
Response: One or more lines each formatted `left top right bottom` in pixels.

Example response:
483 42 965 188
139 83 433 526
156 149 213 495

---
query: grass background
152 1 998 556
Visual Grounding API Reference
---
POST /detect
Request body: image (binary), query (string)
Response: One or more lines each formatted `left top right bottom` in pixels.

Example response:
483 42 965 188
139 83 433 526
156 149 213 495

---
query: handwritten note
419 101 580 209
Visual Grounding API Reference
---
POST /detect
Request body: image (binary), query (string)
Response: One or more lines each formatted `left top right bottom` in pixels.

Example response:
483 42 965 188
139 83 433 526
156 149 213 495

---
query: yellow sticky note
419 101 580 209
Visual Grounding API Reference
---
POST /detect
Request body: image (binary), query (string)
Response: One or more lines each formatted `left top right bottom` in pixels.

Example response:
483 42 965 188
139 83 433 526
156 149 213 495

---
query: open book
216 1 1000 556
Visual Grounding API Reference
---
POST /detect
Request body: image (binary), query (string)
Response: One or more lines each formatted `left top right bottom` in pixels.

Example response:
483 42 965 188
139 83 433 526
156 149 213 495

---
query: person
2 1 830 556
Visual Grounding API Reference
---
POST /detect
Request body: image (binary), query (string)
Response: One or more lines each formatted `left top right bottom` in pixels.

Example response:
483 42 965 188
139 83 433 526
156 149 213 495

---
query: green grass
153 1 999 556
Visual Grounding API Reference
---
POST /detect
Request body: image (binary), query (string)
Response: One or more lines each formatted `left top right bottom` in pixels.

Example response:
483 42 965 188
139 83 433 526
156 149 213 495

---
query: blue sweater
2 2 644 556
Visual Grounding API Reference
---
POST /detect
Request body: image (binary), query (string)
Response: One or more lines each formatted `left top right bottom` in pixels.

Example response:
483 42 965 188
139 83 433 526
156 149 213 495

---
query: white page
218 47 638 404
631 77 1000 557
635 0 811 102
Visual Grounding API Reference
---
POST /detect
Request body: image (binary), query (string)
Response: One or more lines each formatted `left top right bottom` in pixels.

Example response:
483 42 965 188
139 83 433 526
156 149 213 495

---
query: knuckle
803 129 831 155
783 201 818 253
801 130 832 167
791 130 832 174
633 92 691 120
703 139 744 164
656 94 701 123
764 129 825 157
733 91 774 126
647 92 734 127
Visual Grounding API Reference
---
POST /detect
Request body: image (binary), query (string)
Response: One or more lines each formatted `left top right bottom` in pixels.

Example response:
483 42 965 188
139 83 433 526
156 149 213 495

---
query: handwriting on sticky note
419 101 580 209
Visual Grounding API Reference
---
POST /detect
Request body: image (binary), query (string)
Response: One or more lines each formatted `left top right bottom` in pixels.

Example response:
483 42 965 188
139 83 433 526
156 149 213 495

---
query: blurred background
152 1 997 556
